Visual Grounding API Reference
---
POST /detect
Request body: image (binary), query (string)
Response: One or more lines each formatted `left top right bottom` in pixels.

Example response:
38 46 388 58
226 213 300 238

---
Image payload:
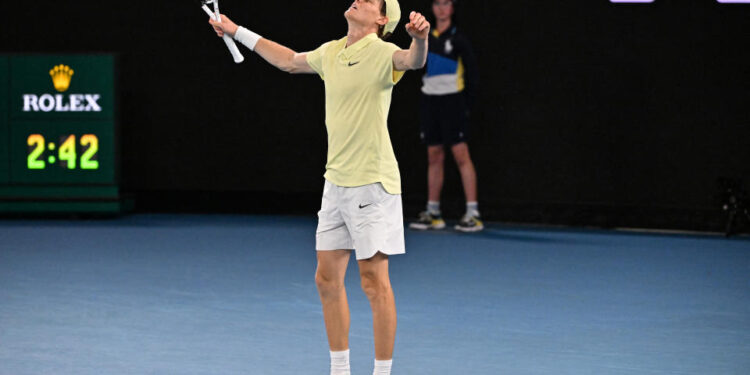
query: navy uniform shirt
421 26 479 108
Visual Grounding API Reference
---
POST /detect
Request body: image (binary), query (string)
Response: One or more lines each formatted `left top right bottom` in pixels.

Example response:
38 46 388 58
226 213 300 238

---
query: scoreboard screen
0 54 120 214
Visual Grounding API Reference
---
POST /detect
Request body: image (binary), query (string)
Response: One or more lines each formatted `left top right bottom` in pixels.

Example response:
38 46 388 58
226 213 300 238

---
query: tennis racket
199 0 244 64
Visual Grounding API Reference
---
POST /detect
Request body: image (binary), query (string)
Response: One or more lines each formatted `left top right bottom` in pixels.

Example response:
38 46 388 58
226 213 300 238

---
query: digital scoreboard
0 54 121 214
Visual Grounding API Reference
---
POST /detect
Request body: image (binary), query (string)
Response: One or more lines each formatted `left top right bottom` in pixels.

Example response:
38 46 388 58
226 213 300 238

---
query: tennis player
208 1 429 374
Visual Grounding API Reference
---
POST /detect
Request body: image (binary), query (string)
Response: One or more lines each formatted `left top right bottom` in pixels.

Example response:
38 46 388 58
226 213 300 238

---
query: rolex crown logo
49 64 74 92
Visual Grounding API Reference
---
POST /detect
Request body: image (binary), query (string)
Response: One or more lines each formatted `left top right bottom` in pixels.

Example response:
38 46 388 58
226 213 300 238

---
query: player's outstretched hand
208 14 239 38
405 11 430 40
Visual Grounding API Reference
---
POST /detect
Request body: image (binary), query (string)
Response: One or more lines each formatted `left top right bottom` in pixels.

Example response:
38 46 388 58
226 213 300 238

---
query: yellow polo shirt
306 33 405 194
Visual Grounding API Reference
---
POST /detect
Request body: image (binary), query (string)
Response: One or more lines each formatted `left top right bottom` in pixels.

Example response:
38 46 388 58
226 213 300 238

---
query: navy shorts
419 92 470 146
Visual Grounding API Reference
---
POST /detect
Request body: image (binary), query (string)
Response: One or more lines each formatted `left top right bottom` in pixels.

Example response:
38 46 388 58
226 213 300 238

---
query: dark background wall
2 0 749 231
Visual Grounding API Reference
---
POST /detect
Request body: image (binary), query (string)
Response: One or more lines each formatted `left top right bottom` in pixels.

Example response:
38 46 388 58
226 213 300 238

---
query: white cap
384 0 401 35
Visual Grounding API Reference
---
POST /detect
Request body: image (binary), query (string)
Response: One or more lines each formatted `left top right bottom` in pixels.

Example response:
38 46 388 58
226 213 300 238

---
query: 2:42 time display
27 134 99 170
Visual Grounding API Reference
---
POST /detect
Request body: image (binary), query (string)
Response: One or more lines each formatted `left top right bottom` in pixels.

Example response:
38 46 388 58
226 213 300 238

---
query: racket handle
202 4 215 18
202 5 244 64
213 0 221 21
222 35 245 63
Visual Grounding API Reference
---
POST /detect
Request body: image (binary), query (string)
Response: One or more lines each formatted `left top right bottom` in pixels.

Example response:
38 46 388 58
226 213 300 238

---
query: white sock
427 201 441 216
373 359 392 375
330 349 350 375
466 201 479 217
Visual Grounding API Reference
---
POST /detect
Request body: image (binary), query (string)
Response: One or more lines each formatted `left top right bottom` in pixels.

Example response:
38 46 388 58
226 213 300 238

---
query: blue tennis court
1 215 748 374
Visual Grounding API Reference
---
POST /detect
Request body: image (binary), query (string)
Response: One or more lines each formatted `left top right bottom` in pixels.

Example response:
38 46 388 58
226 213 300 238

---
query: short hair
430 0 457 24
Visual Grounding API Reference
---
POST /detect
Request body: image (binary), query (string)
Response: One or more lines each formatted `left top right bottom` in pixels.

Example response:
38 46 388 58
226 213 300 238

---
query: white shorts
316 180 406 260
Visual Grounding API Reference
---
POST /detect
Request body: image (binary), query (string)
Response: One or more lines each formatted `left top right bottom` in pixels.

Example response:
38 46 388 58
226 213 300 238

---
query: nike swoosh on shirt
348 61 360 67
359 203 372 209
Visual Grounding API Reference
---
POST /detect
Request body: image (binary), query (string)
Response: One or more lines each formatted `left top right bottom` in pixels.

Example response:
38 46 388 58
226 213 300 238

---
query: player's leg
316 180 356 374
358 252 396 360
346 182 404 374
315 250 352 352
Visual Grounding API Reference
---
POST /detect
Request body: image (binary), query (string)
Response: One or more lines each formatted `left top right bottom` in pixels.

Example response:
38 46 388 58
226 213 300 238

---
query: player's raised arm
393 11 430 71
208 14 315 74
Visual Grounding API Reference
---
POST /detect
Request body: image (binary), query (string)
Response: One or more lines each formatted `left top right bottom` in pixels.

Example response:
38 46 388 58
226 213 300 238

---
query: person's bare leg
358 252 396 360
427 145 445 203
315 250 352 351
451 142 477 203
